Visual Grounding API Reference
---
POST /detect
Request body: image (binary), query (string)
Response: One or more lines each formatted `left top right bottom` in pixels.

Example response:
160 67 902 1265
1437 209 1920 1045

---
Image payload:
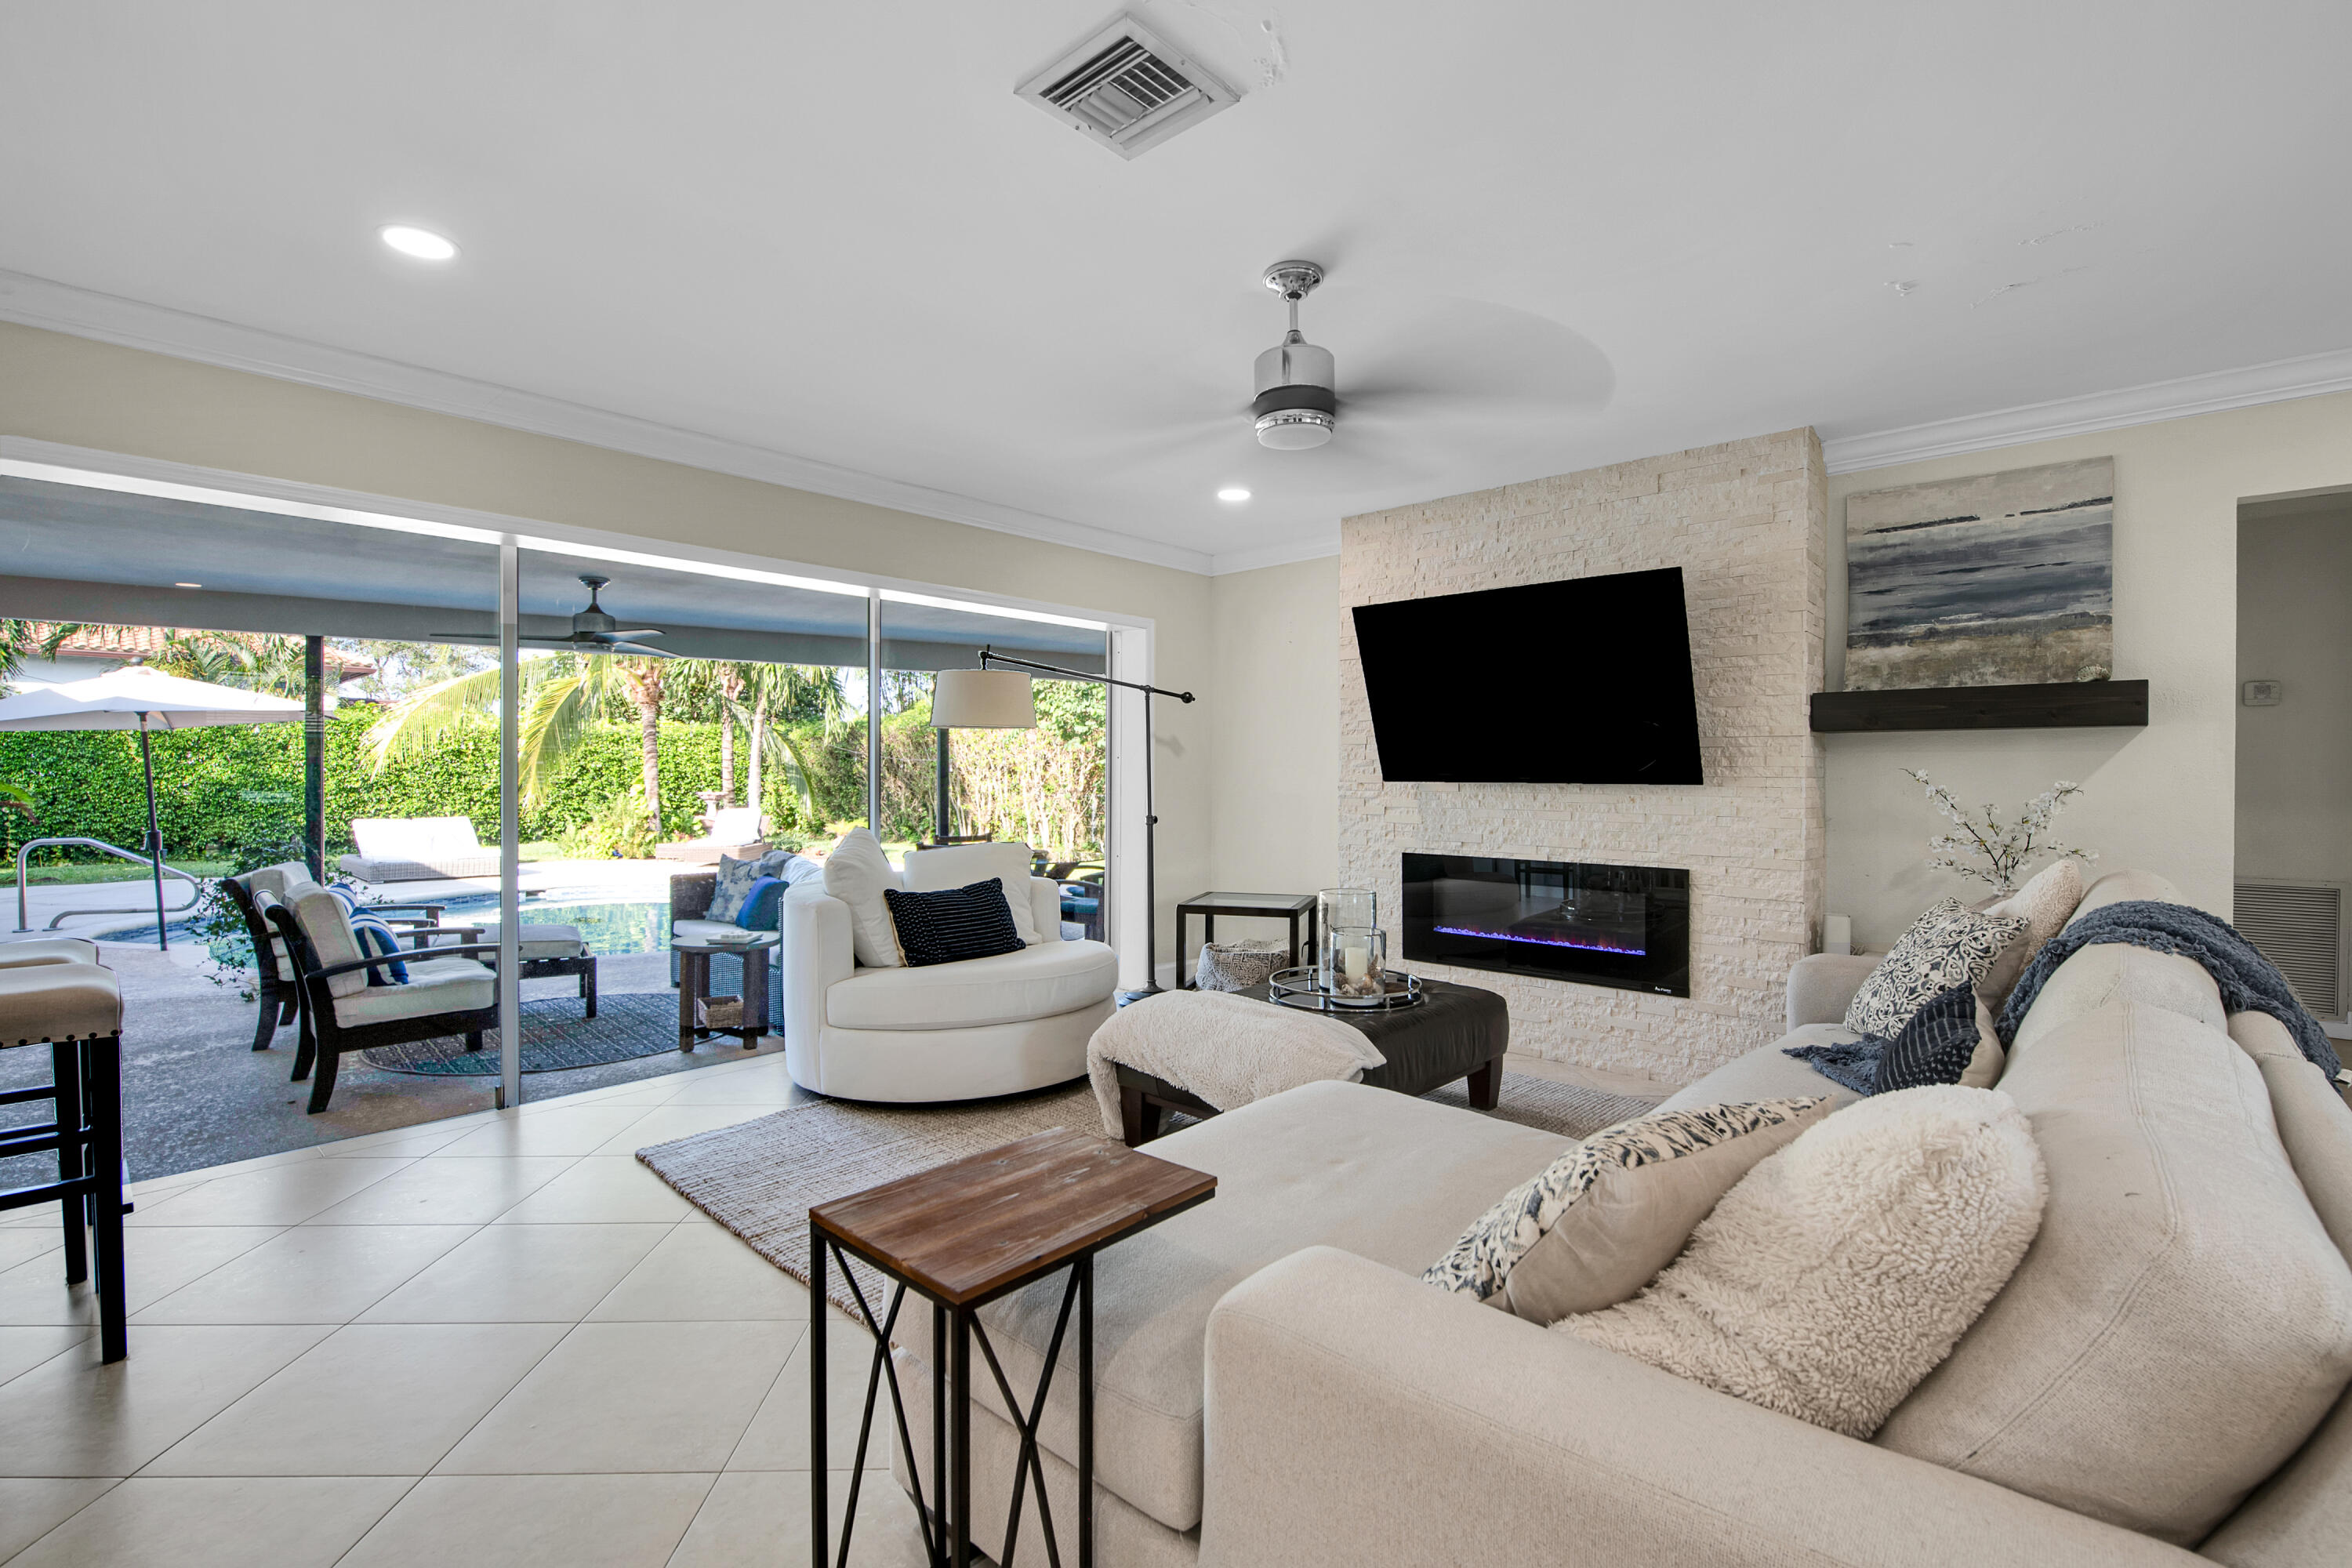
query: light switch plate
2243 680 2284 706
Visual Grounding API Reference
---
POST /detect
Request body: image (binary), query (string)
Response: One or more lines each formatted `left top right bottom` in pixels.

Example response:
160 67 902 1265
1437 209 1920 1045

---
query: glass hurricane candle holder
1316 888 1377 988
1328 925 1385 999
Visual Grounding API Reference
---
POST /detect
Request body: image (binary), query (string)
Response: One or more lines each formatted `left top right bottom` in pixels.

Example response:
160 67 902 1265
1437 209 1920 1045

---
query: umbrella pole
139 713 166 950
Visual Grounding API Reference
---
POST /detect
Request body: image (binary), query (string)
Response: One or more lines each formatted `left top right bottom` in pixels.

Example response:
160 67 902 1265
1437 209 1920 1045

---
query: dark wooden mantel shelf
1809 680 2150 734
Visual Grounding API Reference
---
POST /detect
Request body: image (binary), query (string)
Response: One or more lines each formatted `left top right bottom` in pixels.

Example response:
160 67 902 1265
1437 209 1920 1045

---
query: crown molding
1208 532 1342 575
0 268 1217 576
1820 345 2352 475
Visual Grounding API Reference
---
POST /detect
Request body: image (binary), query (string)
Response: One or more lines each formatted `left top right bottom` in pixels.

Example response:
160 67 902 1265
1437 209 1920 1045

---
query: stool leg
51 1040 87 1285
85 1035 127 1363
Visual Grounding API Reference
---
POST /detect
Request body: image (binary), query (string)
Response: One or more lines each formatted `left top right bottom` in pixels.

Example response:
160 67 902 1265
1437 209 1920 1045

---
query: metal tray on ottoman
1114 976 1509 1145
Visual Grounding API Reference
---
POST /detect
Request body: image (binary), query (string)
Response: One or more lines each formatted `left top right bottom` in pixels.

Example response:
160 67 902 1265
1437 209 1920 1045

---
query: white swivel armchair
776 874 1117 1102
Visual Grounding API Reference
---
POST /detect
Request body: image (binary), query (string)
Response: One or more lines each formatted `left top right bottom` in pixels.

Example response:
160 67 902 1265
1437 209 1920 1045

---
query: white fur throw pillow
821 829 903 969
1554 1086 2046 1439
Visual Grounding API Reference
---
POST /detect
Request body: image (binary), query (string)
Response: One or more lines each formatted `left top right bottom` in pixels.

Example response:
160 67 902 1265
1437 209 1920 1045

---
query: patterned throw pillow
1845 898 2027 1039
707 852 767 923
883 880 1025 968
1424 1098 1831 1316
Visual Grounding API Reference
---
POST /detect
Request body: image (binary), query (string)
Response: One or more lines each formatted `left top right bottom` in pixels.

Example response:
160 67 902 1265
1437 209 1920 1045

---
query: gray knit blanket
1995 900 2341 1079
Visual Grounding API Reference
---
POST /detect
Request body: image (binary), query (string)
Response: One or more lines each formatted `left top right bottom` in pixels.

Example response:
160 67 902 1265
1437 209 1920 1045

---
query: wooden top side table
808 1129 1216 1568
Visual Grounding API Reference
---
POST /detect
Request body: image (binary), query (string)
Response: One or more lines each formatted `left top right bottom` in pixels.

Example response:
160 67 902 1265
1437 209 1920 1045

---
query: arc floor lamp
931 645 1192 1001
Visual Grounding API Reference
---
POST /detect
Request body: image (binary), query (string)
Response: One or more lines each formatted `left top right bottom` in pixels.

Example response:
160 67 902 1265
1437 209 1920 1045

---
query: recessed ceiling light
173 582 201 588
379 224 458 261
1217 487 1250 503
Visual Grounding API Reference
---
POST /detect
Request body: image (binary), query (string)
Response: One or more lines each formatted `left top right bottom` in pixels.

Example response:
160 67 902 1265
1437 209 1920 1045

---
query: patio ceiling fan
432 573 675 658
521 575 673 658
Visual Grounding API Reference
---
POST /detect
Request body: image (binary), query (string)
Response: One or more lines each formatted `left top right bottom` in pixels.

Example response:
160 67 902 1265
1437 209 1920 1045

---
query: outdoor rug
361 991 681 1076
636 1071 1666 1316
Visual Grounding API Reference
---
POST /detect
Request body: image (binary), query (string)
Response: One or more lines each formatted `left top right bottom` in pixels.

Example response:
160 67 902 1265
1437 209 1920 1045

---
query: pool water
104 891 676 957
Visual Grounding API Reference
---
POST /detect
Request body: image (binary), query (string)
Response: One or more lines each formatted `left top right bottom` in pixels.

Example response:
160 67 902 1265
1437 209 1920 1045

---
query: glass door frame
0 434 1157 1106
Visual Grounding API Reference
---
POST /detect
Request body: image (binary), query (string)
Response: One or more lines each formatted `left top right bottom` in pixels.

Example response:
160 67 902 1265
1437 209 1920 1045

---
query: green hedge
0 710 744 864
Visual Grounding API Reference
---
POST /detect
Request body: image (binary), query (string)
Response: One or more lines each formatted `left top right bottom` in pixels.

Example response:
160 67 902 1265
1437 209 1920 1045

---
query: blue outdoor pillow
735 874 786 931
349 911 410 984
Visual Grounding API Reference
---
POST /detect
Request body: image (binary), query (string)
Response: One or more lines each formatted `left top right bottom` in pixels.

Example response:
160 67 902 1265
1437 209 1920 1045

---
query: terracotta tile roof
27 622 377 678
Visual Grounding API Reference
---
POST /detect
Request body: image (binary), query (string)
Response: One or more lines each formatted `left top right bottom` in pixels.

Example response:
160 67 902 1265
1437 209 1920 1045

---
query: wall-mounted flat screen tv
1351 566 1704 785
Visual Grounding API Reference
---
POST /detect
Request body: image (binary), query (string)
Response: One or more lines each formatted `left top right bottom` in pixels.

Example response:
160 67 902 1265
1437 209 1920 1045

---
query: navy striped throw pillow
884 879 1025 968
1871 980 1981 1093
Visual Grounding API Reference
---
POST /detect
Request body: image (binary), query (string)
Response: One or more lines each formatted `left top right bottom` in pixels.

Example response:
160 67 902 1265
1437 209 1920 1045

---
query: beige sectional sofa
890 870 2352 1566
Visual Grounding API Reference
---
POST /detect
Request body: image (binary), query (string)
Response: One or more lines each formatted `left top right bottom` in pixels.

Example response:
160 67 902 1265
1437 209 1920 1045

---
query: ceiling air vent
1017 16 1239 159
2236 880 2346 1018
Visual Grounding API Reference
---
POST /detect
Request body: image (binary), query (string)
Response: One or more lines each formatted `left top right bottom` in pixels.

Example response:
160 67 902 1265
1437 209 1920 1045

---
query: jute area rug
636 1071 1664 1316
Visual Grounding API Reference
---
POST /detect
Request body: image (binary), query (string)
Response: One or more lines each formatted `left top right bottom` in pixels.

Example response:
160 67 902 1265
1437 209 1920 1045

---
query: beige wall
0 321 1214 962
1824 390 2352 948
2236 498 2352 891
1197 556 1341 957
1339 431 1828 1082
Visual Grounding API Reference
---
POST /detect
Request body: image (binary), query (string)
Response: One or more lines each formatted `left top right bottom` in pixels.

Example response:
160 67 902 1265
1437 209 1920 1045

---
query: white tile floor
0 1054 936 1566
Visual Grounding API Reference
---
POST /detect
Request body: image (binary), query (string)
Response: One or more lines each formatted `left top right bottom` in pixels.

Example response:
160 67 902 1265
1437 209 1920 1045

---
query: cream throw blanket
1087 990 1386 1138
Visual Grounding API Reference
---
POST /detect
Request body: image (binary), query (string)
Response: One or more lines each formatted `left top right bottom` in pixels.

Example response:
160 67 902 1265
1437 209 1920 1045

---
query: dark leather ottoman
1115 978 1510 1145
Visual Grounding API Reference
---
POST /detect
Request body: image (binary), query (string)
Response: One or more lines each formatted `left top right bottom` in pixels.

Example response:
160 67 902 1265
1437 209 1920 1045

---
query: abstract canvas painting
1844 456 2114 691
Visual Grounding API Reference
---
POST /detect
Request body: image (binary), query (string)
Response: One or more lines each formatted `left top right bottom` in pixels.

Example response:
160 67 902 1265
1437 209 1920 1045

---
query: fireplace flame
1432 923 1647 957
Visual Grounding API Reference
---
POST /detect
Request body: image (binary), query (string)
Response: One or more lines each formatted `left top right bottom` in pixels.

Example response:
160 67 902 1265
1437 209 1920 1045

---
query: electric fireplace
1402 854 1690 997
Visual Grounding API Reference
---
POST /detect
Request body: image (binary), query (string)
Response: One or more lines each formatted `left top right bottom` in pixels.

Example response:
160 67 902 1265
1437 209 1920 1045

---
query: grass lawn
5 858 238 887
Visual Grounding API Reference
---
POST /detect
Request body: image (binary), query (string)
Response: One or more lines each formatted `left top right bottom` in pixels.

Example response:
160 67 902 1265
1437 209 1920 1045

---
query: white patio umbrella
0 665 303 948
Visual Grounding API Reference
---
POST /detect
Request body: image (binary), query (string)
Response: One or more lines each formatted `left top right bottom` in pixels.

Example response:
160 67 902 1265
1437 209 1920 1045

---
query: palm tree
368 653 850 830
609 659 666 825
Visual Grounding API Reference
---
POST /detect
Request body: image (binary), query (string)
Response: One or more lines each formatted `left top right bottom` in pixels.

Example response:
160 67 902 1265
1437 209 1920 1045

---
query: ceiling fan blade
588 630 665 642
1323 293 1615 417
599 641 677 659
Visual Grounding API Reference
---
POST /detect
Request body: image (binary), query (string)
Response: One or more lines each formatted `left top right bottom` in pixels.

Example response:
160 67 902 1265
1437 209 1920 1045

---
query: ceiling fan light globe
1256 408 1335 449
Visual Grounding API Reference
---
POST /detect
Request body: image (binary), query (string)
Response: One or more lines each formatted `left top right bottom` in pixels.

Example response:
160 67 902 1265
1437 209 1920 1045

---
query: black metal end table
671 930 778 1051
808 1127 1217 1568
1172 891 1317 989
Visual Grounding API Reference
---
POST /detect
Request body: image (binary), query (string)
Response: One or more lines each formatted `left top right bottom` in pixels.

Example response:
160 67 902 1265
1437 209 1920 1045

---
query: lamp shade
931 668 1036 729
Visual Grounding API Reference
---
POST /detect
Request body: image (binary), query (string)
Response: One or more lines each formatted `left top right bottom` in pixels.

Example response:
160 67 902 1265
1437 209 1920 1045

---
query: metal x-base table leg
810 1228 1094 1568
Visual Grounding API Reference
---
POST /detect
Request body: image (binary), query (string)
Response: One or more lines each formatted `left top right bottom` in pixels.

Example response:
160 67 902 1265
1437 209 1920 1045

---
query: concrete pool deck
0 858 783 1188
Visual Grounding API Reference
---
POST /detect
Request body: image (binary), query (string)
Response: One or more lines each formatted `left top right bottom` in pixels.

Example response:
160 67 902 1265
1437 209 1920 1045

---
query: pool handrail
15 836 203 932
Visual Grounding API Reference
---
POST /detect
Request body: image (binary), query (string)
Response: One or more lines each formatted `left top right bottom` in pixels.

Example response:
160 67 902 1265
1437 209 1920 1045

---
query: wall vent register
2236 880 2344 1018
1403 854 1691 998
1016 16 1239 158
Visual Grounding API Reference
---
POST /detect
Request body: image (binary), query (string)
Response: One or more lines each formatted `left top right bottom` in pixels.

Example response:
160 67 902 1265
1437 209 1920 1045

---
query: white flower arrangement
1904 770 2096 894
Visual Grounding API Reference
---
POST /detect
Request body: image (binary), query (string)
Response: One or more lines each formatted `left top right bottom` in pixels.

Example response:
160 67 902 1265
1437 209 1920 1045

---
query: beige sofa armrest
1198 1247 2196 1568
1787 951 1879 1029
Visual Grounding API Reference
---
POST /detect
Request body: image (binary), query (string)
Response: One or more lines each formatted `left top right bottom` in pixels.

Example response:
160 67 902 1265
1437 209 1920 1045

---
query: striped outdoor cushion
348 911 410 985
883 879 1025 968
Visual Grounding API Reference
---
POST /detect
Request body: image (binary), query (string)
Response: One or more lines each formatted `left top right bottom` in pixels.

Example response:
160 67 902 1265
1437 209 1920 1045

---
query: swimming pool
104 890 677 957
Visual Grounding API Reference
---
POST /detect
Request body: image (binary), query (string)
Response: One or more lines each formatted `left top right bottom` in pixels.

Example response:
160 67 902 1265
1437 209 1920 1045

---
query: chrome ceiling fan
1110 260 1611 481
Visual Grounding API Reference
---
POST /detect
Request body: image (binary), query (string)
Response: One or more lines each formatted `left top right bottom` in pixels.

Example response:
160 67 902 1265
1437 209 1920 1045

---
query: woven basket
1193 938 1290 993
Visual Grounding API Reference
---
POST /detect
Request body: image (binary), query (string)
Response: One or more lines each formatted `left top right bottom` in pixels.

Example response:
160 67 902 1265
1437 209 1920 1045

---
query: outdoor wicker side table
808 1128 1217 1568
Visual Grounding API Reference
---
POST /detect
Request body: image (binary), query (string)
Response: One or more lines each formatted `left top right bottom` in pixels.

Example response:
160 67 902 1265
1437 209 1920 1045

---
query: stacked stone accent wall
1340 429 1828 1084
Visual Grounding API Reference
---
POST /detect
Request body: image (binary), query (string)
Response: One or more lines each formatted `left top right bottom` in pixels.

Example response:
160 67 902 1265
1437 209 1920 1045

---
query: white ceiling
4 1 2349 574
